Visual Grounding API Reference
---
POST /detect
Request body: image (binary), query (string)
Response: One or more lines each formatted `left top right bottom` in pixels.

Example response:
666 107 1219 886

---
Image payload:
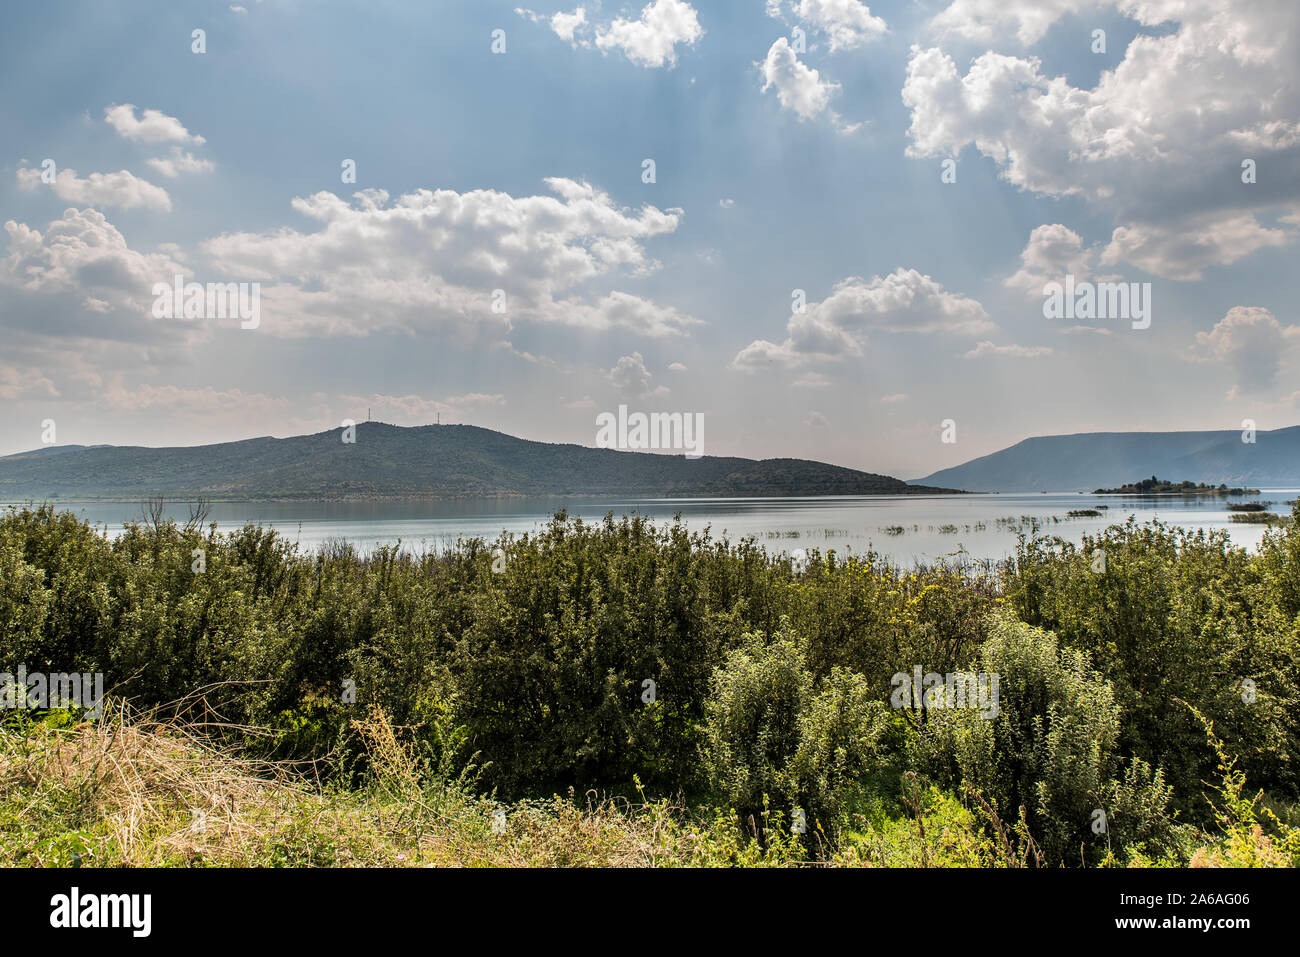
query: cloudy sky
2 0 1298 478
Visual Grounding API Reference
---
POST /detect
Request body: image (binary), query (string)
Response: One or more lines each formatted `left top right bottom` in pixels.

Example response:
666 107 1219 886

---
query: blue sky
2 0 1298 478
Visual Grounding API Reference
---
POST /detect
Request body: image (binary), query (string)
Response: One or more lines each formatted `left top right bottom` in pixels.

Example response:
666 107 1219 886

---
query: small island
1093 476 1260 496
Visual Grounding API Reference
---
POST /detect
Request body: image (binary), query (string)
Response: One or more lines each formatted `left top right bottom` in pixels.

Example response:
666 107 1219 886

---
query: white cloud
880 393 908 404
17 166 172 212
962 340 1054 359
1 208 184 318
759 37 840 122
930 0 1098 45
200 179 694 339
1006 224 1099 293
789 0 887 51
608 352 669 398
104 104 204 145
147 147 215 178
551 6 587 43
733 268 992 369
1009 218 1265 292
541 291 700 337
1101 211 1291 281
595 0 703 68
1188 306 1299 392
903 1 1300 278
526 1 703 67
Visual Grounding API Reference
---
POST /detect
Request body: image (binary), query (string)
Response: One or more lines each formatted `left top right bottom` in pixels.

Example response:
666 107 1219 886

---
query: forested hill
0 422 957 501
914 425 1300 491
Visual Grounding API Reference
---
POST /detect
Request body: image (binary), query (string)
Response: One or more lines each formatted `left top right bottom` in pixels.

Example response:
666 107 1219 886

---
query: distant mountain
0 423 957 501
914 426 1300 492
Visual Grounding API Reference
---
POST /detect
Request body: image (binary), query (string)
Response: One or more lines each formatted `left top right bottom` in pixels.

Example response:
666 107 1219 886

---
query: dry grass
0 702 800 868
0 700 314 866
11 703 1280 868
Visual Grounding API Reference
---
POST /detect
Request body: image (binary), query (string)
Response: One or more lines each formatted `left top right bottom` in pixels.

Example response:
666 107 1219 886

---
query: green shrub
702 626 886 843
1006 518 1300 816
912 616 1174 865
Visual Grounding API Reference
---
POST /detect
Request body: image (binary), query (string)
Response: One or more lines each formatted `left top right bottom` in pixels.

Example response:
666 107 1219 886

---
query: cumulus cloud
17 166 172 212
903 1 1300 278
759 37 840 122
1101 211 1291 281
608 352 669 399
146 147 215 178
775 0 887 52
553 291 701 338
200 179 695 339
732 268 992 369
523 1 703 68
930 0 1098 45
104 104 204 145
1005 224 1107 293
1188 306 1299 392
551 6 587 43
0 208 184 321
595 0 703 67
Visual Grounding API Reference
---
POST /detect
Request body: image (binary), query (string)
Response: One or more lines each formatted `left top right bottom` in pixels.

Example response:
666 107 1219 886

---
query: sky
1 0 1298 479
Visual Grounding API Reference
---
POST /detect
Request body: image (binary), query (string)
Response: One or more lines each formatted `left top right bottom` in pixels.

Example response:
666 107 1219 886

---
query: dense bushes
702 629 887 839
911 617 1174 864
1005 516 1300 813
2 502 1299 865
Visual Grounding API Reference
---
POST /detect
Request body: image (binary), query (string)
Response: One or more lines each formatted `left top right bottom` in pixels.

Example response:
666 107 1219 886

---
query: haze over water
22 491 1299 566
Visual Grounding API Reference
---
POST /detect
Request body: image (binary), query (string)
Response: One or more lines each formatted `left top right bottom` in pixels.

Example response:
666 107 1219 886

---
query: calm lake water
15 491 1299 566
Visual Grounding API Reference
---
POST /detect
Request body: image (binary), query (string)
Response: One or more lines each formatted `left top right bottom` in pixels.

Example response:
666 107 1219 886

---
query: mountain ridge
914 425 1300 491
0 422 958 501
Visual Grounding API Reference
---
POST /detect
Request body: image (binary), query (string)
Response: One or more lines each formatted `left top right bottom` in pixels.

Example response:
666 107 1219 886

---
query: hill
0 422 956 501
913 425 1300 491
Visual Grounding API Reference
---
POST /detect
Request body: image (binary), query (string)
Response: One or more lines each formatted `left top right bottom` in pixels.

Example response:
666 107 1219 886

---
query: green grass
4 706 1296 869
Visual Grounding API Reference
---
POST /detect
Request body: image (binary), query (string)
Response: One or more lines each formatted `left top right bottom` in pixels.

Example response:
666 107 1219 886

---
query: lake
16 490 1299 566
